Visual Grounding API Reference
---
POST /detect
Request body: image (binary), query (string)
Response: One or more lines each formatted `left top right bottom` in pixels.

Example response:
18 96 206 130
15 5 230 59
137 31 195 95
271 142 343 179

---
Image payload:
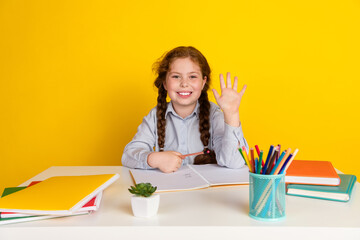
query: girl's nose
180 78 189 87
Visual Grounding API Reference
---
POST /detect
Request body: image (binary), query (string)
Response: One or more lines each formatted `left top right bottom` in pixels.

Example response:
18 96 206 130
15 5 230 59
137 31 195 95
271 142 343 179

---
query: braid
156 84 168 151
152 46 214 160
194 91 217 164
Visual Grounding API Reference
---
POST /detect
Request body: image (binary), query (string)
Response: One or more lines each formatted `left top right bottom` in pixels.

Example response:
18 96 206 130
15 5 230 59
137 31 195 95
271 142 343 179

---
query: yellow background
1 0 359 193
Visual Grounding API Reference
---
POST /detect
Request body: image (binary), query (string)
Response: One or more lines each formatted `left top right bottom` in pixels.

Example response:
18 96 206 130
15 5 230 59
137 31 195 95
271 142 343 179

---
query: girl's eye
190 75 198 79
172 75 180 79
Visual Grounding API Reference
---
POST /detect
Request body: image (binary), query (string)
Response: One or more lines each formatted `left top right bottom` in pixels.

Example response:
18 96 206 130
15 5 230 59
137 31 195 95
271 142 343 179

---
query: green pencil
257 151 263 174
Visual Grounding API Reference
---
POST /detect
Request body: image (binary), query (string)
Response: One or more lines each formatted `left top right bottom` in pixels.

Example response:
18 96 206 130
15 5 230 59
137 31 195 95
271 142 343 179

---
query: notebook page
130 165 209 192
189 164 250 186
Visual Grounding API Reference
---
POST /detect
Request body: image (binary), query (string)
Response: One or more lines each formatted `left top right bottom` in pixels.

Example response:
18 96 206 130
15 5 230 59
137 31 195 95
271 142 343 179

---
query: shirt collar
165 101 200 120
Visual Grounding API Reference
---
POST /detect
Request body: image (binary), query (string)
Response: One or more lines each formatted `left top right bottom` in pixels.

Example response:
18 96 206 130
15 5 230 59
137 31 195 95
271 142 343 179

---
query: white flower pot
131 194 160 218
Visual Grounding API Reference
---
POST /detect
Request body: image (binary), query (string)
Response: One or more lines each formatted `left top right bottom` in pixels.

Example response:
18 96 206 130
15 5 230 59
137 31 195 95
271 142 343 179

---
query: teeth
179 92 190 96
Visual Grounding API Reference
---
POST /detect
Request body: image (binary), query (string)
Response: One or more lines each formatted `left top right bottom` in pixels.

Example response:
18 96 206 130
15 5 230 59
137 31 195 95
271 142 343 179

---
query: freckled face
163 57 207 115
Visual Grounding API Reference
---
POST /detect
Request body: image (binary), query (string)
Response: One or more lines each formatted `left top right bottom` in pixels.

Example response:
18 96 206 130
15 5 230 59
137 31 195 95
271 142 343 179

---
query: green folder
286 174 357 202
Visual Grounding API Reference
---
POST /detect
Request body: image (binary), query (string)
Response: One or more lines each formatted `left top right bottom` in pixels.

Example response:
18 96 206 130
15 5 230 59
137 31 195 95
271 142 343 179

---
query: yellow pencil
239 147 252 172
242 146 252 172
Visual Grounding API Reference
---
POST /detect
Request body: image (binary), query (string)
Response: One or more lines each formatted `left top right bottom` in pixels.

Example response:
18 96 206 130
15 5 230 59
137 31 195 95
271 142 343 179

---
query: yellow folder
0 174 119 215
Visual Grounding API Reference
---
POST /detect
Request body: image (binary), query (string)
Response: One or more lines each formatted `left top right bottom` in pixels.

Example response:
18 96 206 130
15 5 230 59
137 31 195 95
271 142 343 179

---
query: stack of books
0 174 119 225
285 160 357 202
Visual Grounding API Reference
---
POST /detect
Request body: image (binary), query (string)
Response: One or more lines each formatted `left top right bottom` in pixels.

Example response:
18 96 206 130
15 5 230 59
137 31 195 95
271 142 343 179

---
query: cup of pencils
239 145 299 221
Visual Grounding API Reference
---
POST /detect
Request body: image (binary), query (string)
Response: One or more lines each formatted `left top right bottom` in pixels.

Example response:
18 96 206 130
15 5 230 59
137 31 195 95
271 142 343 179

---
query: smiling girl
121 46 249 173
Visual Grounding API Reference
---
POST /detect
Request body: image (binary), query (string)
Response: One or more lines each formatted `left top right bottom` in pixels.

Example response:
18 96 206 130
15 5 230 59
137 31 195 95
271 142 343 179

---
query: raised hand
212 72 247 127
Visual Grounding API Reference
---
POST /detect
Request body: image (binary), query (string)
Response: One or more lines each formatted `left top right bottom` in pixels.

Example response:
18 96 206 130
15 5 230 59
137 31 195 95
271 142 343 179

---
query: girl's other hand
147 151 183 173
212 72 247 127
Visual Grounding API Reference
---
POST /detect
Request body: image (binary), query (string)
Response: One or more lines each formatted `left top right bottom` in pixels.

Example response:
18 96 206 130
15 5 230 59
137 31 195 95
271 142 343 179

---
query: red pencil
255 145 265 167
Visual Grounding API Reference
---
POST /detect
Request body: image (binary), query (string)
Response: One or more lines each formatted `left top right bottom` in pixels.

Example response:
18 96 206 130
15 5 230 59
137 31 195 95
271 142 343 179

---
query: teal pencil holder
249 172 286 221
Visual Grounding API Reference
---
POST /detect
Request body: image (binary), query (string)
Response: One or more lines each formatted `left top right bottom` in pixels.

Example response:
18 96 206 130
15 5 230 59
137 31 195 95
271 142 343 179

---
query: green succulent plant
128 182 157 197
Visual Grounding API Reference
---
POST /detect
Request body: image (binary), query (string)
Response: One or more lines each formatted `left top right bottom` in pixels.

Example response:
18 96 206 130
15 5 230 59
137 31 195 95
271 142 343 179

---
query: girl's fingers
240 84 247 96
226 72 232 88
219 74 226 90
233 76 238 91
212 88 220 102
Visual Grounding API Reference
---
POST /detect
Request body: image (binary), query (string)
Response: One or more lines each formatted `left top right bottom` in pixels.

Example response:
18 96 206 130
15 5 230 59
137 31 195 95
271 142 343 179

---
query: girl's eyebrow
169 71 200 74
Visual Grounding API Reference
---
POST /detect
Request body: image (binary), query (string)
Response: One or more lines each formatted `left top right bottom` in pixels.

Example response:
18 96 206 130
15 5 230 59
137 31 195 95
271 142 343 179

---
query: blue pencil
270 151 286 175
254 158 258 173
279 153 293 174
262 145 274 175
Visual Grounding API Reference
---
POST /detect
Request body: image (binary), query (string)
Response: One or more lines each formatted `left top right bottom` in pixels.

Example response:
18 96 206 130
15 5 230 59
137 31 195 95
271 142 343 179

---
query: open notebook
130 164 250 192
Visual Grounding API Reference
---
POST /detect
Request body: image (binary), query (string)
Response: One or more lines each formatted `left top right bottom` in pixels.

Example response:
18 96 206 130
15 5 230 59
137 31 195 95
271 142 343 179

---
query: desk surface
1 166 359 240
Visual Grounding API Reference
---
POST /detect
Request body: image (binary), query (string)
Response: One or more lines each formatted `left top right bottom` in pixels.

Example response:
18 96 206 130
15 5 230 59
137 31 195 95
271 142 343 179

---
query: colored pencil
181 150 210 158
254 158 258 173
242 146 252 172
258 150 263 174
273 148 291 175
265 149 278 175
270 151 286 175
278 153 293 174
255 145 265 167
275 145 280 164
239 148 252 172
257 155 262 174
250 148 255 173
262 145 274 175
255 145 261 157
281 148 299 173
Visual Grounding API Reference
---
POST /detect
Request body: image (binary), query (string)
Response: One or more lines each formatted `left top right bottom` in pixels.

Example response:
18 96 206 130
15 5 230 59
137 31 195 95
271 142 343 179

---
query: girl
121 46 249 173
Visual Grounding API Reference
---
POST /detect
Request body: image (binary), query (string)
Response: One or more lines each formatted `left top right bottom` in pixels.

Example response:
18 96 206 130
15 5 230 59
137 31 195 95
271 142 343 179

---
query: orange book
285 160 341 186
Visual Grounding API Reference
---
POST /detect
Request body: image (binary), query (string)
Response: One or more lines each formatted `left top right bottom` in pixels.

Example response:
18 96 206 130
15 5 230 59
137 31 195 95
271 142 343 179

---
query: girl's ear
202 76 207 89
163 81 167 90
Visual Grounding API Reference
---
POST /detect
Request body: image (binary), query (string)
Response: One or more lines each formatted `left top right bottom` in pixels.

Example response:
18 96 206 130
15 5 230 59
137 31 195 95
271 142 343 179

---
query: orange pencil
273 148 291 175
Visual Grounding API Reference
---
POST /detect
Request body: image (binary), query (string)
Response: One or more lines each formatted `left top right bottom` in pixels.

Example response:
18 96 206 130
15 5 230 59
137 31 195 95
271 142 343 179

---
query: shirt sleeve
211 106 249 169
121 108 157 169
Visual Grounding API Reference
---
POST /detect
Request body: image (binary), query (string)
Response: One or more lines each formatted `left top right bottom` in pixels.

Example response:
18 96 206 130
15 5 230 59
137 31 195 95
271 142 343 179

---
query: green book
286 174 357 202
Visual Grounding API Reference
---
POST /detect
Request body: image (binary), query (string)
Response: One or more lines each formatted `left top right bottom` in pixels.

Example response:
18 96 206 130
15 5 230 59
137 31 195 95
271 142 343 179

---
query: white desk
0 166 359 240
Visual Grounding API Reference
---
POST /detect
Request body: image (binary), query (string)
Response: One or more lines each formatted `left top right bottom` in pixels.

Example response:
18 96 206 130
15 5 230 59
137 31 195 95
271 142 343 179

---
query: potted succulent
128 182 159 218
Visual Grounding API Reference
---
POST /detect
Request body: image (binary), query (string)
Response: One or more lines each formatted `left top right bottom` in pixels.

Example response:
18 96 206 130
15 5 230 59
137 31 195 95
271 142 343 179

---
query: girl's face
164 57 207 117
